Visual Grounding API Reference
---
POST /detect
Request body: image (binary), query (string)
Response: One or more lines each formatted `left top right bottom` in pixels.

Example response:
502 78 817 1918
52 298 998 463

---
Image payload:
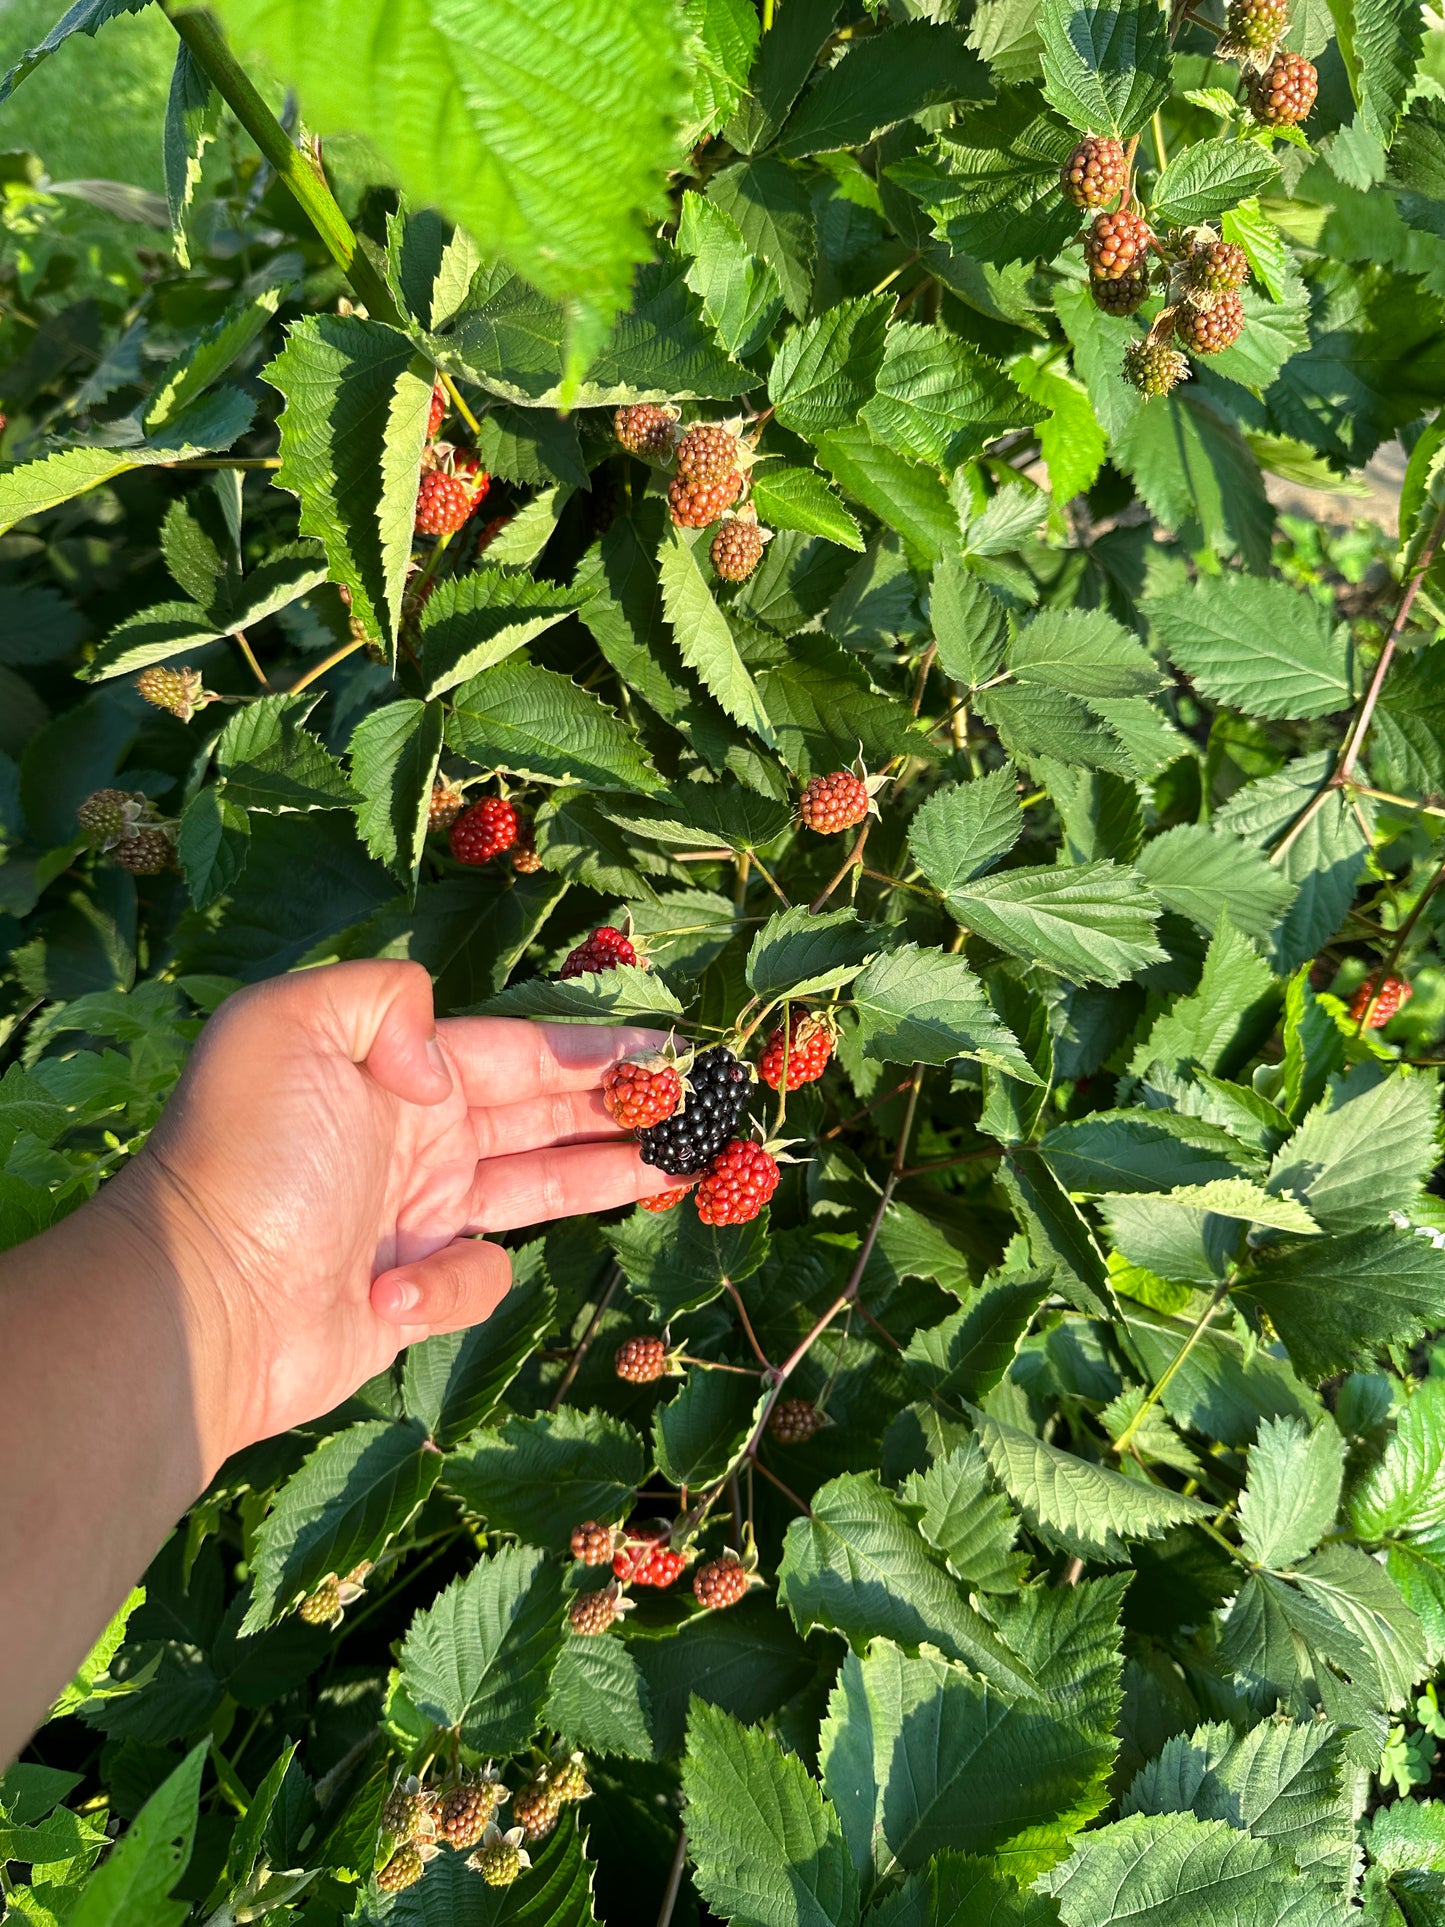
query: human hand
105 960 670 1471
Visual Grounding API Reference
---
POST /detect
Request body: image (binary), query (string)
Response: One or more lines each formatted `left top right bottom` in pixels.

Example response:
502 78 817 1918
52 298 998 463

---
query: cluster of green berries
1217 0 1317 124
76 788 177 876
373 1753 589 1896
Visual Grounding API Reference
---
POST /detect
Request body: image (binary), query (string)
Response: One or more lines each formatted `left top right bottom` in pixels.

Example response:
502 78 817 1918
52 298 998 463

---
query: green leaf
776 1471 1038 1695
241 1418 439 1630
869 1855 1059 1927
1238 1414 1344 1570
1147 574 1353 721
861 324 1041 470
725 0 842 154
658 524 775 745
903 1272 1052 1407
161 43 219 271
1135 824 1297 946
444 1408 646 1547
767 297 893 435
1214 756 1370 974
1149 139 1281 226
397 1544 565 1752
929 552 1008 687
1130 915 1278 1081
176 787 250 911
908 767 1022 894
1011 357 1108 505
0 0 151 105
1040 1811 1303 1926
775 19 989 158
754 629 929 774
654 1370 766 1489
263 315 429 653
448 659 659 794
747 905 878 1001
1038 0 1172 138
1355 0 1424 142
401 1248 555 1448
1002 1147 1114 1318
608 1202 769 1321
708 155 817 321
472 963 684 1024
683 0 759 145
1236 1229 1445 1379
69 1743 207 1927
1267 1063 1439 1236
417 566 590 699
896 102 1080 271
349 699 443 885
49 1587 147 1721
376 1820 599 1923
683 1701 860 1927
1009 608 1163 700
545 1633 654 1761
813 423 957 567
1040 1110 1257 1196
851 942 1040 1079
147 289 282 430
1350 1377 1445 1543
975 1409 1210 1562
748 466 864 551
947 860 1165 987
902 1437 1030 1593
215 693 354 814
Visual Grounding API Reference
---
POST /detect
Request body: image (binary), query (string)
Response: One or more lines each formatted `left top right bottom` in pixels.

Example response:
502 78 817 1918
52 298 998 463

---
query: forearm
0 1168 231 1765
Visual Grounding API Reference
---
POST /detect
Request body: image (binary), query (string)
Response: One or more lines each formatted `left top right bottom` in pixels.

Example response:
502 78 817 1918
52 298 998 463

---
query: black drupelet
637 1046 751 1176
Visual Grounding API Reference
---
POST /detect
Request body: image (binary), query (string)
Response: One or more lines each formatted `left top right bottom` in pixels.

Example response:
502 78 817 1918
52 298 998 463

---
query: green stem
167 7 401 325
1113 1279 1230 1456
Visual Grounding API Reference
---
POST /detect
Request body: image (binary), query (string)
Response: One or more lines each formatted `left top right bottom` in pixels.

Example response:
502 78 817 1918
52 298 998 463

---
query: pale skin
0 959 672 1766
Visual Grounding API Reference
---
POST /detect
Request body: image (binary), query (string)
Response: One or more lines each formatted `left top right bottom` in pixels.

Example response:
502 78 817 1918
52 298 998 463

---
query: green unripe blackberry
377 1844 425 1893
1123 338 1190 397
1219 0 1288 60
1092 261 1151 316
113 827 175 875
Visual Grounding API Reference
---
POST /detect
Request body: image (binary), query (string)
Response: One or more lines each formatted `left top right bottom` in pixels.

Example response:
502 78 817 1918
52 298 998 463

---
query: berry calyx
1218 0 1289 61
450 796 518 865
615 1335 668 1383
637 1045 751 1177
377 1843 426 1893
1349 973 1413 1027
1122 337 1190 398
759 1011 834 1091
560 925 639 978
1174 292 1245 355
693 1554 750 1611
113 826 175 875
136 664 207 722
639 1185 692 1213
710 513 769 583
695 1139 781 1227
1060 135 1129 208
415 468 476 536
668 468 743 528
1092 261 1152 316
467 1824 530 1887
435 1778 503 1851
570 1520 616 1566
675 422 741 483
569 1583 631 1635
602 1053 684 1130
511 1779 560 1844
769 1398 825 1444
1247 50 1317 126
1185 239 1250 296
799 769 872 834
428 779 465 833
427 381 447 438
77 788 146 851
1085 208 1152 280
614 402 679 459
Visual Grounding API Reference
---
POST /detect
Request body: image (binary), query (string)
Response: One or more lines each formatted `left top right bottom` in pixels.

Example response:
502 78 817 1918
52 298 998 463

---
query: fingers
471 1088 625 1161
371 1235 512 1333
437 1017 670 1108
225 960 453 1108
464 1138 678 1234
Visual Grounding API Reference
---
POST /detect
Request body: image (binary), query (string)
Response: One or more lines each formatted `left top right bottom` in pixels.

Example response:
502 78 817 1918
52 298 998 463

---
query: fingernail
378 1277 420 1316
425 1035 451 1088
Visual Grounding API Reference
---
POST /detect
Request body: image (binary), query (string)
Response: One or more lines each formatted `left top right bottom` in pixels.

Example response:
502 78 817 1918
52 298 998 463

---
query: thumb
371 1237 512 1335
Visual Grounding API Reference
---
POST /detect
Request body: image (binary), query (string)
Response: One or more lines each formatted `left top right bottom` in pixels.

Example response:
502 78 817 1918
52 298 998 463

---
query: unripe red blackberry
428 779 465 833
668 468 743 528
569 1583 628 1635
1175 292 1246 355
769 1398 824 1444
1186 239 1250 295
614 402 679 459
77 788 145 851
571 1520 615 1566
759 1012 834 1091
560 925 637 977
1085 208 1152 280
639 1185 691 1212
135 664 206 722
114 826 175 875
1092 261 1151 316
1123 337 1190 398
415 469 475 536
711 515 768 582
377 1844 426 1893
1219 0 1288 59
799 769 871 834
693 1554 750 1610
450 796 518 864
1060 135 1129 208
512 820 542 873
435 1780 499 1851
428 381 447 438
511 1779 560 1844
675 423 740 484
695 1139 780 1227
1349 973 1413 1027
1247 51 1317 125
615 1335 667 1383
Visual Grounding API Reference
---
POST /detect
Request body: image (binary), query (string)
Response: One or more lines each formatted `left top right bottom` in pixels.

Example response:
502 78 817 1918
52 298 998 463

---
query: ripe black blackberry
637 1045 751 1177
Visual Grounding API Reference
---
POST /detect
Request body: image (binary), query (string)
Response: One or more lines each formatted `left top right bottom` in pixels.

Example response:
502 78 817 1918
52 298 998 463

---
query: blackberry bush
6 0 1445 1922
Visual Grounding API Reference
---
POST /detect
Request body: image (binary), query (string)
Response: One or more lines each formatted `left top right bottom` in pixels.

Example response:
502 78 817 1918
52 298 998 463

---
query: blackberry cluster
637 1046 750 1177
